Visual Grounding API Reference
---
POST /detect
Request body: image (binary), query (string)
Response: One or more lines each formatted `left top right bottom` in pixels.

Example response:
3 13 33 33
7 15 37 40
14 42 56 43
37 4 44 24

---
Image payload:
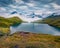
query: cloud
18 6 28 10
51 3 60 9
9 5 17 8
15 0 22 3
34 9 53 18
0 7 6 11
0 0 60 18
22 0 54 4
0 0 14 7
54 0 60 5
26 3 35 7
34 10 43 15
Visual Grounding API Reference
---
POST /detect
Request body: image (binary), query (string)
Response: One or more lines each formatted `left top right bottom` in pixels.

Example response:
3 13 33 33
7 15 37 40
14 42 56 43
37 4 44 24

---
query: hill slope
0 16 22 27
41 14 60 28
0 16 22 35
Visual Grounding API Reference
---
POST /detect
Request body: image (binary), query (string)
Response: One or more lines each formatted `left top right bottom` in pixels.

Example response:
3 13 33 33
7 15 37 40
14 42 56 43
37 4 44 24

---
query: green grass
0 16 22 27
0 16 22 35
42 18 60 28
44 15 60 28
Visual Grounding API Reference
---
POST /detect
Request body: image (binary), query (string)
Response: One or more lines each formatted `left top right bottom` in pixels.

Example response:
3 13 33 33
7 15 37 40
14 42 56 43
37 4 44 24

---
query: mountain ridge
41 14 60 28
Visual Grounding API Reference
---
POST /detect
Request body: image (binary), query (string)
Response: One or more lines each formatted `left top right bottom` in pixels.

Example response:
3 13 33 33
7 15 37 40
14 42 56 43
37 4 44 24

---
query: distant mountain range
42 13 60 28
27 12 42 18
11 11 42 18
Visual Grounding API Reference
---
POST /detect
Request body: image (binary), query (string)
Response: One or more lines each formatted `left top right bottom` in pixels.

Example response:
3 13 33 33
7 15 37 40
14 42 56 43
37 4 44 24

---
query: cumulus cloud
0 0 60 18
9 5 17 8
51 3 60 9
0 0 15 7
15 0 22 3
26 3 35 7
18 6 28 10
0 7 6 11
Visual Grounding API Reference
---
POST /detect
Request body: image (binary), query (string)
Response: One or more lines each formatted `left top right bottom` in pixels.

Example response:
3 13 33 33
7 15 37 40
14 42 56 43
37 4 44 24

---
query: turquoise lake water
10 23 60 35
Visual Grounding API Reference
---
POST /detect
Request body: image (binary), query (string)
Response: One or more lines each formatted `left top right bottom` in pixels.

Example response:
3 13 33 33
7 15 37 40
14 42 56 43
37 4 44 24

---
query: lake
10 23 60 35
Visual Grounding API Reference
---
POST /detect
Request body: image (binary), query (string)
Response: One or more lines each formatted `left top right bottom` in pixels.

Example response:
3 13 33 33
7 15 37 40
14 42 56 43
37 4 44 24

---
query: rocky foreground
0 32 60 48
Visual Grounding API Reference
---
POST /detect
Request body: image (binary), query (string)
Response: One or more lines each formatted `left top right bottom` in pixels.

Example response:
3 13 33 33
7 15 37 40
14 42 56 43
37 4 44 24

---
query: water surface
10 23 60 35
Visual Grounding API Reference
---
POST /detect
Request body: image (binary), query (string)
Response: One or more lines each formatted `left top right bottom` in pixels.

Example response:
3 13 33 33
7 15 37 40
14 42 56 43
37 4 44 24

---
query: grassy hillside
0 16 22 35
0 32 60 48
40 15 60 28
0 16 22 27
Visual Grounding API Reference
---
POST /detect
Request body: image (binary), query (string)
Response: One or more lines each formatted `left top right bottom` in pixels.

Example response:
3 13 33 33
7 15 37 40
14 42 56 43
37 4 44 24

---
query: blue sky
0 0 60 17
